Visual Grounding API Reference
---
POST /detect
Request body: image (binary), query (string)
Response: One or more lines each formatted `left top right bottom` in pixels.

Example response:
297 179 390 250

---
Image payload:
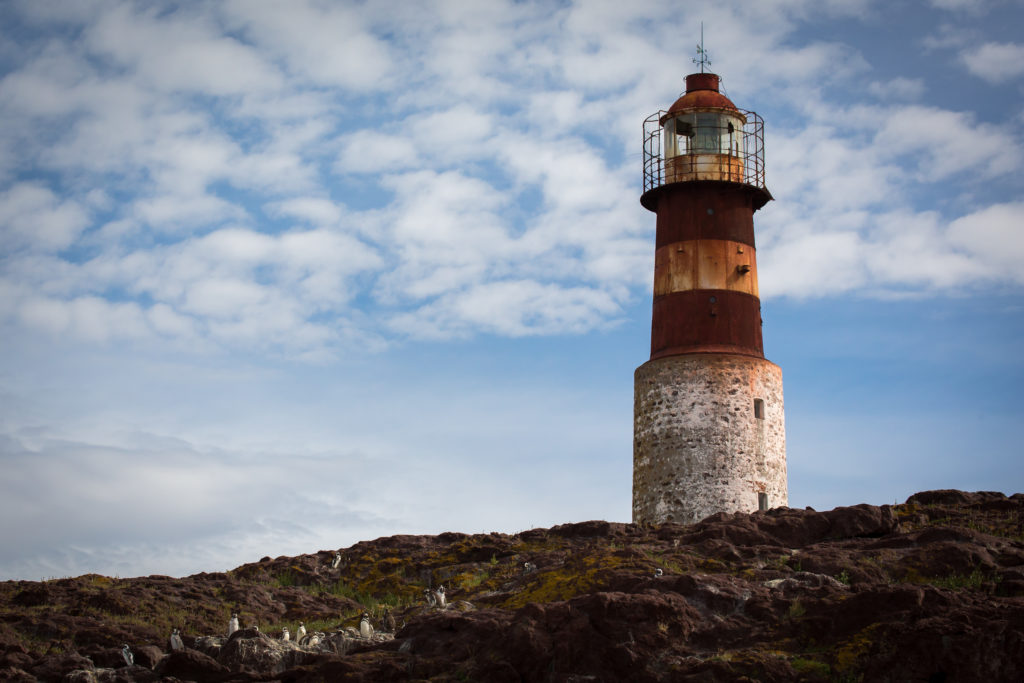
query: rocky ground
1 489 1023 682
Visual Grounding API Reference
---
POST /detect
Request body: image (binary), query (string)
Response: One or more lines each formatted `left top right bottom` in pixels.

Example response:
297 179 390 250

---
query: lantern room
641 73 769 211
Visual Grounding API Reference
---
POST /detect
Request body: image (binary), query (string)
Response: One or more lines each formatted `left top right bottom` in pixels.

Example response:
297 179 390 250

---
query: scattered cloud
221 0 394 91
0 183 90 252
947 202 1024 284
3 0 1020 360
867 77 926 101
929 0 992 13
961 41 1024 82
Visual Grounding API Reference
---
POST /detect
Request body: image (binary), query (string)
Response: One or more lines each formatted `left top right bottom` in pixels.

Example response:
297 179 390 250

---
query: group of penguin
225 612 322 644
118 555 665 668
150 558 663 660
219 608 392 645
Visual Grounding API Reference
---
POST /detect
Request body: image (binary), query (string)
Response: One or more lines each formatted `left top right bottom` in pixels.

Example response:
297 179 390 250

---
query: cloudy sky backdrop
1 0 1022 580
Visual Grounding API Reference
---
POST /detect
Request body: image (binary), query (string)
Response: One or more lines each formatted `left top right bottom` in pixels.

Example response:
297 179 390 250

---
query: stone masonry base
633 353 787 525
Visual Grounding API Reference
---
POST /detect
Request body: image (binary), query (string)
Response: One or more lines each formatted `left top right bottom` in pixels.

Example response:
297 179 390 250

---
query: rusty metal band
650 289 764 360
653 239 758 297
649 182 769 248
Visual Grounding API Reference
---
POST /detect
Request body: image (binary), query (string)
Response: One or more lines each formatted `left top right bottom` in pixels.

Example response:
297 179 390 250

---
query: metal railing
642 109 766 195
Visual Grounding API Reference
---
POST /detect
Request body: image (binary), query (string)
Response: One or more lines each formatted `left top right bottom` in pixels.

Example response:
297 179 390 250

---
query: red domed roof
665 73 739 116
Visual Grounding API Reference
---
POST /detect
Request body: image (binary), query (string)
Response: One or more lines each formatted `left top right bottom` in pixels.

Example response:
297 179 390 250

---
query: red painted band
650 289 764 359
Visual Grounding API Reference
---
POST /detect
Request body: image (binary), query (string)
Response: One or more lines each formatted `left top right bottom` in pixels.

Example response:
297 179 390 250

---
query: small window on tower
758 492 768 511
754 398 765 420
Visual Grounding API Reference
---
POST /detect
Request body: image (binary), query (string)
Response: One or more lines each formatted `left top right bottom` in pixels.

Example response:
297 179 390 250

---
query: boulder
155 649 229 681
217 627 326 675
0 667 35 683
30 653 94 683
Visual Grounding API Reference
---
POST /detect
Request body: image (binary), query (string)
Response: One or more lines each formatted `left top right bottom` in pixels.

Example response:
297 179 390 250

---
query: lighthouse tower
632 70 787 525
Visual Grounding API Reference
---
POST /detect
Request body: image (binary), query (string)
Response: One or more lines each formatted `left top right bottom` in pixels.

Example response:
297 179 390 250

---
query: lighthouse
632 70 787 525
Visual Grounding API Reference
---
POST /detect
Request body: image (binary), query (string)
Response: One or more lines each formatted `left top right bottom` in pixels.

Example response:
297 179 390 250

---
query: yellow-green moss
832 623 882 674
499 552 630 609
791 656 830 677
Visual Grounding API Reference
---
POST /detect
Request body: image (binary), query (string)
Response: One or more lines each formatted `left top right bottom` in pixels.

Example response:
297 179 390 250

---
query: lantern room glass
664 112 744 157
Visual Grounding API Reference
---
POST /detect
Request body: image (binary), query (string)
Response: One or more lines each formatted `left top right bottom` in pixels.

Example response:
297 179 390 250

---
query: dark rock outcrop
1 490 1022 681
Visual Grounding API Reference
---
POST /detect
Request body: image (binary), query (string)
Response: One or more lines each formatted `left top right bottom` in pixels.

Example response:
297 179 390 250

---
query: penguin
169 628 184 651
432 585 446 609
282 627 290 641
121 644 134 666
296 622 306 641
653 568 664 578
227 613 239 636
331 552 342 569
383 609 396 633
523 562 536 573
359 612 374 639
423 588 436 607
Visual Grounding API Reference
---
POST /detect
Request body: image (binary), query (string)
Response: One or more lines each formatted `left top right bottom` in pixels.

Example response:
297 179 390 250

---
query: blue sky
1 0 1022 580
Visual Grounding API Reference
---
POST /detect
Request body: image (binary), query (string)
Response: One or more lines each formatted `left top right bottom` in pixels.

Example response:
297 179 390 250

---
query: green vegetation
790 656 831 677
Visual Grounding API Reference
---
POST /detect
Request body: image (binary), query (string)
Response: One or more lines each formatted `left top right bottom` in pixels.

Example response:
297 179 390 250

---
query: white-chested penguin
227 613 239 636
169 628 184 651
423 588 436 607
297 622 306 641
121 644 133 666
359 612 374 639
282 627 290 641
432 585 446 609
331 552 341 569
653 568 664 578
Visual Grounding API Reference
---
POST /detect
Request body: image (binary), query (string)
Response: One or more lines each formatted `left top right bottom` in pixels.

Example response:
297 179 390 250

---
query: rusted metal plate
650 289 763 359
665 153 745 184
653 239 758 297
654 182 760 247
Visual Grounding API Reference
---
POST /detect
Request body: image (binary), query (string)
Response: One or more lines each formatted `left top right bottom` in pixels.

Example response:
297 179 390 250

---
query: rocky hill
1 489 1023 682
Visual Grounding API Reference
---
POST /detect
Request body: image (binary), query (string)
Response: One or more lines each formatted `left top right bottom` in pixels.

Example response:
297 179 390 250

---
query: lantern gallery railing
642 108 766 196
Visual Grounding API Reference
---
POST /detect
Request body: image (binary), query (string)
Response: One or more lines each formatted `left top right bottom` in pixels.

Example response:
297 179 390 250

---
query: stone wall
633 353 787 524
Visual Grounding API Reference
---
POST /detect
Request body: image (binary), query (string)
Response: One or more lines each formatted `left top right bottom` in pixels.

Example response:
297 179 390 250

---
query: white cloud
0 183 89 252
961 41 1024 82
268 198 344 227
867 77 926 101
183 277 269 318
759 204 1021 299
390 279 622 339
147 303 200 340
873 105 1020 180
921 23 973 51
930 0 992 12
222 0 394 90
18 295 150 342
336 130 416 174
414 105 495 162
85 3 284 96
133 193 246 230
947 202 1024 284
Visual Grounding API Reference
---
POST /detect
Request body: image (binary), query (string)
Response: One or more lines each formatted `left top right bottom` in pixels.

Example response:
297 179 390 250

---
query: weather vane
693 22 711 73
